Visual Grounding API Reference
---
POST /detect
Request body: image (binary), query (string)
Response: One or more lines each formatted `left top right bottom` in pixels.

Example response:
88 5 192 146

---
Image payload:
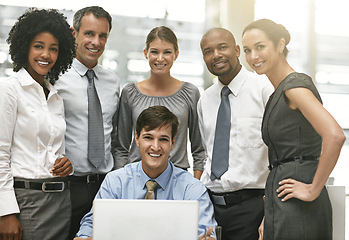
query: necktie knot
86 69 95 83
146 180 158 191
144 180 158 199
221 86 230 97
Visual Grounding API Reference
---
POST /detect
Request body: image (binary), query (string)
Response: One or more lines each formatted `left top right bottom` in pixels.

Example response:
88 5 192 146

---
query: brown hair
73 6 112 33
243 18 290 57
136 106 179 141
145 26 178 52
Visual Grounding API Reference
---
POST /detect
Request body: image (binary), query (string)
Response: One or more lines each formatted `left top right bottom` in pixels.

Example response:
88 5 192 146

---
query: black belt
69 174 106 183
208 189 264 206
14 180 69 193
268 155 319 170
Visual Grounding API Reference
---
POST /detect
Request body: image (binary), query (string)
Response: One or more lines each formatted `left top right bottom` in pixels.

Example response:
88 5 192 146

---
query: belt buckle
211 195 227 206
87 174 98 183
225 192 242 205
294 156 302 163
42 182 64 192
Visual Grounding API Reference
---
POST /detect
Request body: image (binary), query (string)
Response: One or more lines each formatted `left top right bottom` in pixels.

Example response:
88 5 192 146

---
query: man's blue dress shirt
76 161 216 238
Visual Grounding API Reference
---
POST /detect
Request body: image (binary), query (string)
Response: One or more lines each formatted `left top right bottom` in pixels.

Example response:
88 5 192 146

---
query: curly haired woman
0 8 75 240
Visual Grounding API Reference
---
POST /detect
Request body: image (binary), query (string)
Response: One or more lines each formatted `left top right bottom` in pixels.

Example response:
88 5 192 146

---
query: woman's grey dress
262 72 332 240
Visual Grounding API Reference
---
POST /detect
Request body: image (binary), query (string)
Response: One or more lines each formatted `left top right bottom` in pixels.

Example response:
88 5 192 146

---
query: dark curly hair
7 8 76 84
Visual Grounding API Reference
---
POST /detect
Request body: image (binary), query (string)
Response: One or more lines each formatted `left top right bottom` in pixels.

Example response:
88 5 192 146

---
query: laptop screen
93 199 199 240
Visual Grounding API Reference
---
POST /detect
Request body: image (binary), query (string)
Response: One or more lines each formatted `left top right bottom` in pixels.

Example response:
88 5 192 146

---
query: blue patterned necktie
210 86 231 180
86 69 105 168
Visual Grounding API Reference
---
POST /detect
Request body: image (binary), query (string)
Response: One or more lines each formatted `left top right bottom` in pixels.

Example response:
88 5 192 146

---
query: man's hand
0 214 22 240
51 157 72 177
198 226 216 240
73 237 92 240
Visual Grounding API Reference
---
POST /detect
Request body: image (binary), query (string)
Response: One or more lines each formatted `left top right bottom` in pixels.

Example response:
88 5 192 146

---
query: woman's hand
258 217 264 240
277 178 321 202
51 157 72 177
0 214 23 240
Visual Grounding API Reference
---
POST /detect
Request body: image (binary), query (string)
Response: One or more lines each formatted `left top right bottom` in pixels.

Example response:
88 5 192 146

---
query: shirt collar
139 161 173 191
17 68 37 86
218 66 248 97
44 79 57 95
72 58 100 80
17 68 57 95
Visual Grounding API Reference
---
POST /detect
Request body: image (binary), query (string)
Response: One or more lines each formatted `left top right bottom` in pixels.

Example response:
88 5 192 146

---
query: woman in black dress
242 19 345 240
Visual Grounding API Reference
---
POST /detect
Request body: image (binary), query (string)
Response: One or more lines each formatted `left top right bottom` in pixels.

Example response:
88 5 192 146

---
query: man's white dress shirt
198 66 273 193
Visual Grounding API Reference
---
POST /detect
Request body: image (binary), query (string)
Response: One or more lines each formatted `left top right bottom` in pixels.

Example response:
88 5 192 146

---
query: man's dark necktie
144 180 158 200
210 86 231 180
86 69 105 168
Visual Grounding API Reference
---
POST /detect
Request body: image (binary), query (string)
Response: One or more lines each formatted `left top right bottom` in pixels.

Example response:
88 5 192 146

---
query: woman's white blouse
0 68 66 216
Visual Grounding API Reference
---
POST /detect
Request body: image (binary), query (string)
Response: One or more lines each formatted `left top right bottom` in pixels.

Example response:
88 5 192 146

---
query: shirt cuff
0 190 20 216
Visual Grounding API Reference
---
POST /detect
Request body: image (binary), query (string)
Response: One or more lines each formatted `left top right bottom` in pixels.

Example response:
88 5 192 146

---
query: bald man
197 28 273 240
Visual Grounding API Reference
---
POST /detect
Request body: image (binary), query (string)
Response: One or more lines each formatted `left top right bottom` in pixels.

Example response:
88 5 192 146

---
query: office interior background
0 0 348 238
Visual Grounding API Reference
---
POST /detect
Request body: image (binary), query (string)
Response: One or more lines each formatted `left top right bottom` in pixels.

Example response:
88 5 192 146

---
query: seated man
74 105 217 239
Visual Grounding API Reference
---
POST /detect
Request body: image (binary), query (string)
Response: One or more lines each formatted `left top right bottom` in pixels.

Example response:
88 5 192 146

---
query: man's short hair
73 6 112 33
136 106 179 141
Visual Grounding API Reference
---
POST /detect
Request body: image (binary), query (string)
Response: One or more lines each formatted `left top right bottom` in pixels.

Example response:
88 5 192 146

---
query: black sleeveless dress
262 72 332 240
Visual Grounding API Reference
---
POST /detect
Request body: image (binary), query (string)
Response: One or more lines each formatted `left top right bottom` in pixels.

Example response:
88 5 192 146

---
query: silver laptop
93 199 199 240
